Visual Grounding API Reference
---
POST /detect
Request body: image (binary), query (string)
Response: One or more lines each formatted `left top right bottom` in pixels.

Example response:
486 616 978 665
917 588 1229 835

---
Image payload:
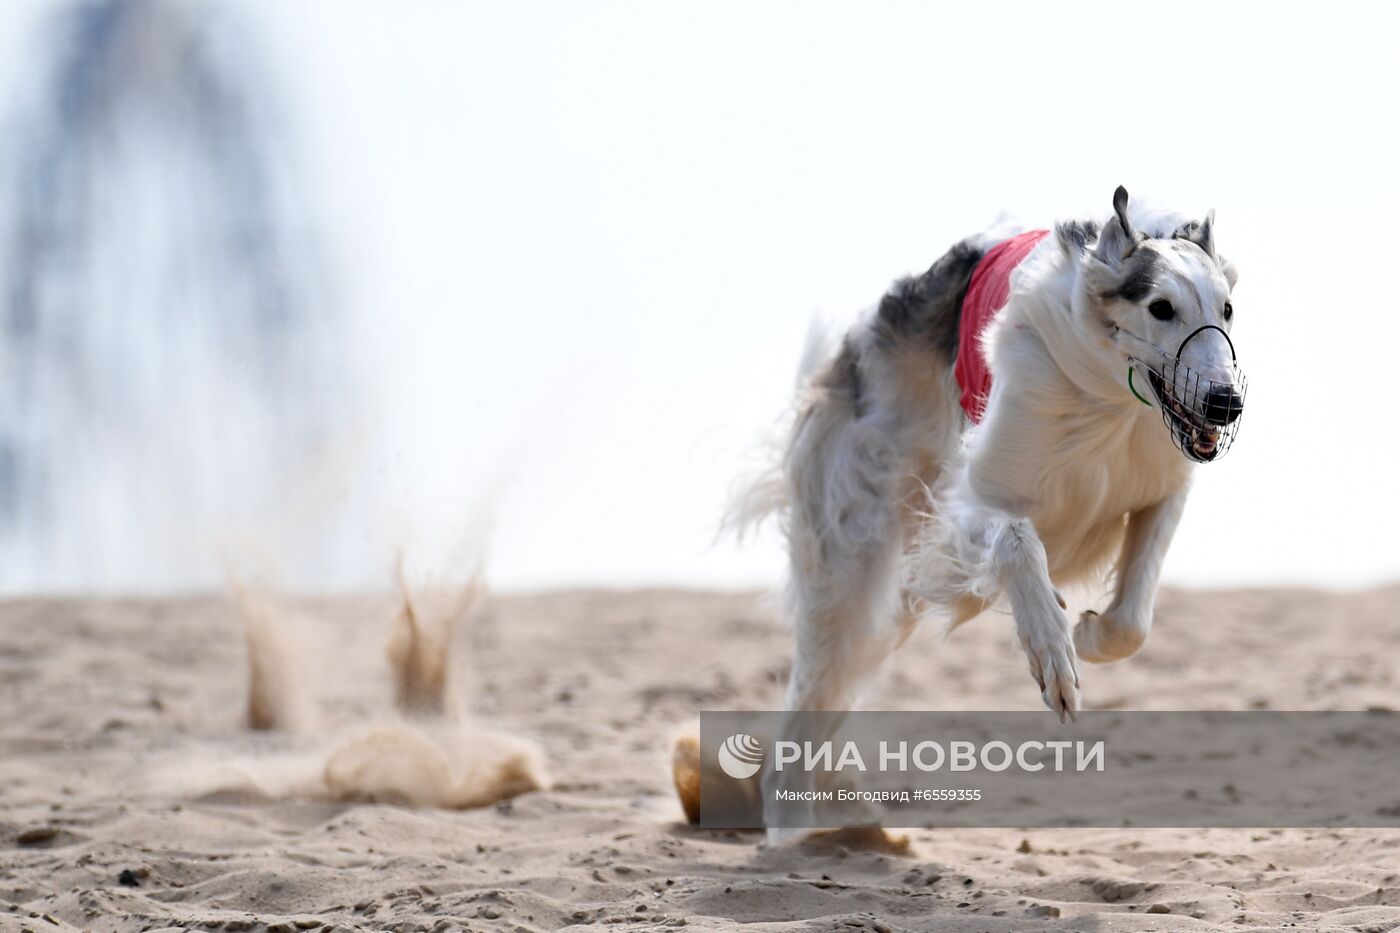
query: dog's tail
720 453 786 544
719 320 835 543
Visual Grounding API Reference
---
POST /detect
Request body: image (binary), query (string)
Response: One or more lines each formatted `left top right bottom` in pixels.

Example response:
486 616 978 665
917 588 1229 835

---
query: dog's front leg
1074 490 1187 663
989 515 1081 720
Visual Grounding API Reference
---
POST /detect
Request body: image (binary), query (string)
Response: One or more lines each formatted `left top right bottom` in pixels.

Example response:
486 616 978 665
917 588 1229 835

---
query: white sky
3 1 1398 592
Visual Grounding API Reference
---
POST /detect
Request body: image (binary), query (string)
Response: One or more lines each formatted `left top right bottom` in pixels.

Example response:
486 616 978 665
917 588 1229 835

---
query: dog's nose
1203 385 1244 425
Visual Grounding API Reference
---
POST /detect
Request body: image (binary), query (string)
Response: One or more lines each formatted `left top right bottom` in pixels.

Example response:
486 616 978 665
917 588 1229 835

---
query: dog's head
1078 186 1245 462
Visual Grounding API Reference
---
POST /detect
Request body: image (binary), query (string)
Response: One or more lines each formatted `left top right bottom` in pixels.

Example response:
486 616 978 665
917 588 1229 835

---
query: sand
3 585 1400 932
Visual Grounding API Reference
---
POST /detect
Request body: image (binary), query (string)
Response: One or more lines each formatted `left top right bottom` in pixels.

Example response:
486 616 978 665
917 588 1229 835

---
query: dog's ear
1093 185 1139 269
1173 209 1216 259
1175 210 1236 287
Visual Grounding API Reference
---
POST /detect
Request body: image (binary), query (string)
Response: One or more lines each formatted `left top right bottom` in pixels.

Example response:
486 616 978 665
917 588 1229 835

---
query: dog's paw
1074 609 1148 663
1021 626 1080 722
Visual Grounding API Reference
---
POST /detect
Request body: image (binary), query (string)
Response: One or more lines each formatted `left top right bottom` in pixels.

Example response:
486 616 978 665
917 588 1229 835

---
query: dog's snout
1203 385 1243 426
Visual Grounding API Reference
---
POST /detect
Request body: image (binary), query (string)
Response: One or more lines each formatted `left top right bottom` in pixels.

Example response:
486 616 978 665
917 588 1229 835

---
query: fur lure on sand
233 572 547 810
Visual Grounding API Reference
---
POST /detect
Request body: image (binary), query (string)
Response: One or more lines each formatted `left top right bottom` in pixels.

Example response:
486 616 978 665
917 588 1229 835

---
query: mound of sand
2 586 1399 931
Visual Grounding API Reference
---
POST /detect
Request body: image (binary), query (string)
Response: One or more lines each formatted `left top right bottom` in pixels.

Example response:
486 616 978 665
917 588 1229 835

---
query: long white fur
747 190 1240 839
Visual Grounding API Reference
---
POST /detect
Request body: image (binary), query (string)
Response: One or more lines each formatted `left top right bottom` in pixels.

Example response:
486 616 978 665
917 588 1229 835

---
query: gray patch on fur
817 337 866 418
1109 248 1166 302
1055 219 1100 255
872 237 986 358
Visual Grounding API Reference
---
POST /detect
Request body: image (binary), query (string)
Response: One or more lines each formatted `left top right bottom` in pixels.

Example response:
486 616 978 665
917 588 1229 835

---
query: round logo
717 733 764 779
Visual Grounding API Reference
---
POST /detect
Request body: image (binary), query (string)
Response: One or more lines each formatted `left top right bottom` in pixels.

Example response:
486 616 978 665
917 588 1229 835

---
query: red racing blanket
954 228 1050 423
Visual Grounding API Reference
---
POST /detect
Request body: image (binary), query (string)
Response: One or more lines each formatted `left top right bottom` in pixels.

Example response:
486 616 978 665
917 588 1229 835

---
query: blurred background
0 0 1395 595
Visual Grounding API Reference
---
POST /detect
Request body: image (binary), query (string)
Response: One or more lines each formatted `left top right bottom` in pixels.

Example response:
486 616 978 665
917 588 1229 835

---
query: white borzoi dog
736 187 1245 752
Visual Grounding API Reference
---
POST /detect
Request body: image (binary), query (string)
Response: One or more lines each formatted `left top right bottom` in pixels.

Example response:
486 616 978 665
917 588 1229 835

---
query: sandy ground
3 585 1400 933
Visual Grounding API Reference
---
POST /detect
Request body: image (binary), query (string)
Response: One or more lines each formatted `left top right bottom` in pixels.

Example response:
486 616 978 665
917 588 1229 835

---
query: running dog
735 187 1245 731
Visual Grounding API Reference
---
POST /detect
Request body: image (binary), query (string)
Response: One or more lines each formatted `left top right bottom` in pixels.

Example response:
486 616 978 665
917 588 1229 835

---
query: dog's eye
1148 299 1175 321
1223 301 1233 321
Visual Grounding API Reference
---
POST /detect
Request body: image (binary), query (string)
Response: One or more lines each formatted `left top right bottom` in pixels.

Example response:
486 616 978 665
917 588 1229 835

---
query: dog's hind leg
1075 489 1187 663
761 362 908 838
783 546 904 711
778 341 910 715
763 533 905 840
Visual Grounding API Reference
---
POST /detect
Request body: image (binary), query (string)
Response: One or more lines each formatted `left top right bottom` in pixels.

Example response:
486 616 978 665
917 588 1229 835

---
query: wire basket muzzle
1135 325 1247 463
